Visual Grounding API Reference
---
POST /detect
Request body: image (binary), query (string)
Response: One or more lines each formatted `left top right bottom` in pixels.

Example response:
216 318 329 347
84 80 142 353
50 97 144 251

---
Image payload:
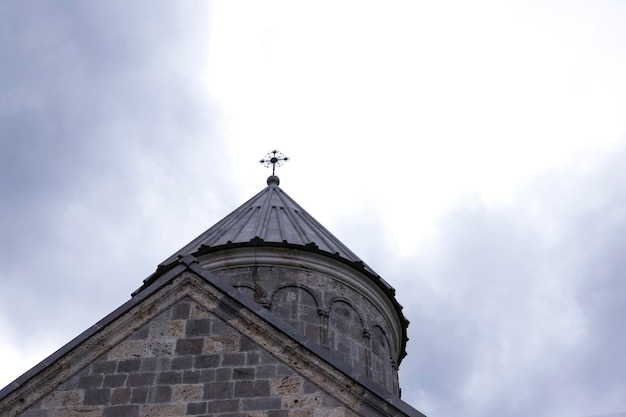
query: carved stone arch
328 296 365 327
270 283 322 310
270 285 321 343
328 299 367 375
371 325 392 359
370 324 395 393
231 284 257 304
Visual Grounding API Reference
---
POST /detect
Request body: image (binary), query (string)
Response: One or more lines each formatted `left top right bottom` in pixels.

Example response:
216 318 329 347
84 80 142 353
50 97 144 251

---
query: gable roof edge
1 255 426 417
0 260 188 404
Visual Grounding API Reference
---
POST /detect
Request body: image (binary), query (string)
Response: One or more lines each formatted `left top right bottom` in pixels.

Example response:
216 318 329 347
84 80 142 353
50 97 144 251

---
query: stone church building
0 171 426 417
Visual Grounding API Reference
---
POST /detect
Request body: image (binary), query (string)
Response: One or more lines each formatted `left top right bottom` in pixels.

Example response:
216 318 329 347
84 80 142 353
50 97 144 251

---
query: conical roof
161 175 375 275
134 174 408 361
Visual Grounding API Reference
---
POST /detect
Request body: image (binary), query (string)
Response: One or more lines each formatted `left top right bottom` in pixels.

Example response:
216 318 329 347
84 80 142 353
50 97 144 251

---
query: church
0 151 426 417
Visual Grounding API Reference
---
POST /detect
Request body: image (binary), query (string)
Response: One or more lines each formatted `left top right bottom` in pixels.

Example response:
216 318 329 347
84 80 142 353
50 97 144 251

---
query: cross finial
259 150 289 176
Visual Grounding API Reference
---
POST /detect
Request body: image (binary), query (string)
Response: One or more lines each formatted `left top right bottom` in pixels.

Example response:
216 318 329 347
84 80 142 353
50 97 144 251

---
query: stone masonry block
103 374 127 388
130 388 148 404
258 351 279 364
144 340 175 357
165 320 186 337
92 360 118 374
57 376 80 391
150 385 171 403
186 319 211 336
171 302 190 319
176 338 203 355
102 404 139 417
206 399 238 413
203 381 233 400
140 357 165 372
83 388 112 406
214 411 241 417
256 365 277 379
320 393 342 407
271 377 303 395
157 371 181 385
117 359 141 373
200 369 216 382
239 336 258 351
302 381 317 394
42 390 84 408
267 411 290 417
204 334 239 353
282 394 321 409
126 373 155 387
139 403 186 417
222 352 246 366
312 408 350 417
246 352 261 365
111 388 131 405
189 302 211 319
234 380 270 398
233 367 255 380
210 319 235 335
195 354 220 368
276 364 295 377
109 341 144 360
17 409 47 417
171 384 203 403
78 374 104 389
149 320 186 338
171 356 193 370
215 368 232 381
50 406 104 417
186 401 207 415
241 396 281 411
288 411 313 417
126 324 150 340
182 370 201 384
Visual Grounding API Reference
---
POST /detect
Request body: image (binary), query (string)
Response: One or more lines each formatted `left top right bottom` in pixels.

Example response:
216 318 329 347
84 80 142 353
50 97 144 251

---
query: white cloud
2 2 626 416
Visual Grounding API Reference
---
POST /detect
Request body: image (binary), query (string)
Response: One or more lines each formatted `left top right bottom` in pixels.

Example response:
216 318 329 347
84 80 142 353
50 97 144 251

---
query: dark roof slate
161 176 373 273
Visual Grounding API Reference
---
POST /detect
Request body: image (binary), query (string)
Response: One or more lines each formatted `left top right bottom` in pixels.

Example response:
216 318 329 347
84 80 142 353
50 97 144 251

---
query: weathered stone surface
170 384 203 402
204 334 239 353
8 274 422 417
15 299 318 416
312 408 357 417
210 262 400 394
41 390 83 408
271 377 303 395
108 341 143 360
282 394 321 409
139 403 185 416
50 406 103 417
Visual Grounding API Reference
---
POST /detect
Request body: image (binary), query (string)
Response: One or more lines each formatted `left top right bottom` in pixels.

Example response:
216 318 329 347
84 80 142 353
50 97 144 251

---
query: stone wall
17 297 357 417
210 264 399 395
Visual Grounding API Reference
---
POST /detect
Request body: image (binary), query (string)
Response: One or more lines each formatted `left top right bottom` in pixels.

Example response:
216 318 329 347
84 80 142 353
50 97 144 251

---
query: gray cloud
2 3 626 417
0 1 223 352
390 148 626 417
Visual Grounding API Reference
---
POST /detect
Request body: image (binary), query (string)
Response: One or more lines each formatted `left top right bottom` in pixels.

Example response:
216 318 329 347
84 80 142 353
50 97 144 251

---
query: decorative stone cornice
195 246 408 363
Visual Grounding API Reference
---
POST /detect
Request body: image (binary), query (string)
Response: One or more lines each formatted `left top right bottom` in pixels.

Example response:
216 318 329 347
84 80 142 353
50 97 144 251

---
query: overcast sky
1 2 626 417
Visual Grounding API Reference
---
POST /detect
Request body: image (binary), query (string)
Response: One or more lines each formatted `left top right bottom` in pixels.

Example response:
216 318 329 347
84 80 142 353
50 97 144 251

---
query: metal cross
259 150 289 175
